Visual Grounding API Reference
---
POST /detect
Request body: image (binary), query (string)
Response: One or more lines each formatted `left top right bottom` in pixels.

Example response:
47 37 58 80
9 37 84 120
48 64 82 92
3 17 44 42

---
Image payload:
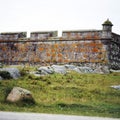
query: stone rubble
36 64 98 76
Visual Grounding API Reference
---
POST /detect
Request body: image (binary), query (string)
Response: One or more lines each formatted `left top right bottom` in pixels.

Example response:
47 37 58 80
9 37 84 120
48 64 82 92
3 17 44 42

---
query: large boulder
6 87 34 103
0 68 20 79
51 65 67 74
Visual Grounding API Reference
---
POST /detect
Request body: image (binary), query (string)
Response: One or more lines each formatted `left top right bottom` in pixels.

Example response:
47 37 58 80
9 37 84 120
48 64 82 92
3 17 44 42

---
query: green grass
0 68 120 118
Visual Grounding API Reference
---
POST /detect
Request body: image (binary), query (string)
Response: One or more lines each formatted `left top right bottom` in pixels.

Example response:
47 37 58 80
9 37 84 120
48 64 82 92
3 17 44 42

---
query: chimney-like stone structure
102 19 113 39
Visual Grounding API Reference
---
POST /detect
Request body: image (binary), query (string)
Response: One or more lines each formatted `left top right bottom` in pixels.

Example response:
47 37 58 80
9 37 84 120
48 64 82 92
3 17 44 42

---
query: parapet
30 31 58 40
0 32 27 40
62 30 102 40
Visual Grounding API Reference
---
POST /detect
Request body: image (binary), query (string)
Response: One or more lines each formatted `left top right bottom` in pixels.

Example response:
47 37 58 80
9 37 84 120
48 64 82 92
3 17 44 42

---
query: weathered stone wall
108 33 120 70
0 39 108 69
0 29 119 71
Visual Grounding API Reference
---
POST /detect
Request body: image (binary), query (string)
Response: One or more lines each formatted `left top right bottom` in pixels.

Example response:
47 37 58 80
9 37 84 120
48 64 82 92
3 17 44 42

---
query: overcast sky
0 0 119 36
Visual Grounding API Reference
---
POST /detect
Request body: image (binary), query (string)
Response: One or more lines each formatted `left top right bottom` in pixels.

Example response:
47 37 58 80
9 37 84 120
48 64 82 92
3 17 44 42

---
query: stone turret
102 19 113 39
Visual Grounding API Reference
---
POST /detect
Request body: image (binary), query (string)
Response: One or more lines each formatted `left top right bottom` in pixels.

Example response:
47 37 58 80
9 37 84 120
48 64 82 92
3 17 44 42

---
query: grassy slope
0 69 120 118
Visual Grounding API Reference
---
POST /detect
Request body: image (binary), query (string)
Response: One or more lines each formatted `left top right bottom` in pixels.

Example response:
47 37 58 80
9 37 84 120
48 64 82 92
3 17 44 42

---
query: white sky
0 0 120 37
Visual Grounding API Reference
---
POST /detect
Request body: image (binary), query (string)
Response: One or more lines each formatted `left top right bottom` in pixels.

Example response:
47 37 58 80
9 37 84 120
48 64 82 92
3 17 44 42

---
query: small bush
0 71 12 79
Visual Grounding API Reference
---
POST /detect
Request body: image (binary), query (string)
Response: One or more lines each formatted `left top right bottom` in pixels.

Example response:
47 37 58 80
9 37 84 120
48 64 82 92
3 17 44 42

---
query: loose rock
38 66 54 75
0 68 20 79
6 87 34 103
111 85 120 90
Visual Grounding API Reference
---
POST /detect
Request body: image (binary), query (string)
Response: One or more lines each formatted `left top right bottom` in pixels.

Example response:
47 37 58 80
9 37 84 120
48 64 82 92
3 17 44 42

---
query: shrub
0 71 12 79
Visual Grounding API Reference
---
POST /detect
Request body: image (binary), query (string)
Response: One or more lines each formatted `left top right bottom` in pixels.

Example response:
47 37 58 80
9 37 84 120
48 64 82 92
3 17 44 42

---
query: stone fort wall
0 29 119 70
108 33 120 70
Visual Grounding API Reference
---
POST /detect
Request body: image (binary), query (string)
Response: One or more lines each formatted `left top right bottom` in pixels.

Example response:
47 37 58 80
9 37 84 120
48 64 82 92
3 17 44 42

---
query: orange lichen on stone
90 42 96 47
54 44 58 48
2 47 6 51
39 47 44 51
47 53 50 56
58 58 62 62
80 48 85 52
86 33 92 39
58 53 62 57
92 48 99 52
64 59 69 62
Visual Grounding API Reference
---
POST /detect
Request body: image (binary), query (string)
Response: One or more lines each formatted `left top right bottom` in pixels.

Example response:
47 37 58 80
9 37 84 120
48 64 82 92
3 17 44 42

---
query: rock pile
33 64 95 76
